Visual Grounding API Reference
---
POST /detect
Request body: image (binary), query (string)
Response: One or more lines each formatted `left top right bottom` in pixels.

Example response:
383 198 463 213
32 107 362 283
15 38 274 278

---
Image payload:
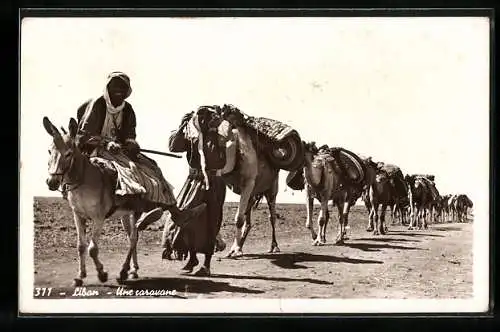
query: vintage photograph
19 13 490 314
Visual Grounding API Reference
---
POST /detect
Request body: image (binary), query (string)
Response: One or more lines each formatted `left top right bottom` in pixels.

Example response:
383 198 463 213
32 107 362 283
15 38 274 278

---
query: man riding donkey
73 71 207 231
161 105 235 276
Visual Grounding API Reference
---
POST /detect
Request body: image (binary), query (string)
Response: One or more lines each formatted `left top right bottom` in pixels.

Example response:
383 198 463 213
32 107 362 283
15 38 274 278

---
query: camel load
285 143 365 191
220 104 305 172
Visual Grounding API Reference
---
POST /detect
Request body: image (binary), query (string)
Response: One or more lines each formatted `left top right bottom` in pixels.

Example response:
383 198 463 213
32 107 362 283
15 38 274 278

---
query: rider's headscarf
103 71 132 115
100 71 133 139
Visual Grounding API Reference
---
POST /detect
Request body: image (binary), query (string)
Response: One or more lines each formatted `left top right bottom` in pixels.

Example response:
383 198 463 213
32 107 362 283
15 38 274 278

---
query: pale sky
20 17 490 205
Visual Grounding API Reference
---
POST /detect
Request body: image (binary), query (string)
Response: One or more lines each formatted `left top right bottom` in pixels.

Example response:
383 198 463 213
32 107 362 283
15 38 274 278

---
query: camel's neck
303 154 322 187
233 125 255 159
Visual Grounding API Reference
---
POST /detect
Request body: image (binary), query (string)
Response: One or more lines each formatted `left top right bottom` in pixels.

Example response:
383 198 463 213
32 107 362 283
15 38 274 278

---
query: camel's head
404 174 417 187
361 156 378 170
220 104 245 126
43 116 79 191
466 195 473 208
193 105 224 134
303 141 319 154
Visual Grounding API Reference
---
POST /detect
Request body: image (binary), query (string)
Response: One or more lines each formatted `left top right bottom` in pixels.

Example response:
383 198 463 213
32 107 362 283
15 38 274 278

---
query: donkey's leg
73 212 88 287
88 219 108 283
305 186 317 241
266 189 280 253
117 213 140 284
227 180 255 258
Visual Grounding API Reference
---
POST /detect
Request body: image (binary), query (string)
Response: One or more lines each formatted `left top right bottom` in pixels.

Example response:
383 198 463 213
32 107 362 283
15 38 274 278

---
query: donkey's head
43 116 79 191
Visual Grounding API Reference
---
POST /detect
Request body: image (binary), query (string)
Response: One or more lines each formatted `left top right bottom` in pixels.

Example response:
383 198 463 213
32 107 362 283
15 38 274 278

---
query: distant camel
361 159 409 235
405 174 439 229
300 142 365 245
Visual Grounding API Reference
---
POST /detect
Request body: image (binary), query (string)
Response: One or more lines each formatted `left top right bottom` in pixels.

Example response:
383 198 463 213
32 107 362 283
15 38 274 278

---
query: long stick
139 148 183 158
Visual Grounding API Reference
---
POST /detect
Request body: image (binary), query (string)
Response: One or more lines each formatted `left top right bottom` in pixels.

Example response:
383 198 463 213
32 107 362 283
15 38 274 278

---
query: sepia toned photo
19 11 491 314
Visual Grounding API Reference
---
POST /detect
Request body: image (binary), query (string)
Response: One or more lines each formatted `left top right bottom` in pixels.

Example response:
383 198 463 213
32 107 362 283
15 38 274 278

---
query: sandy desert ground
32 197 473 300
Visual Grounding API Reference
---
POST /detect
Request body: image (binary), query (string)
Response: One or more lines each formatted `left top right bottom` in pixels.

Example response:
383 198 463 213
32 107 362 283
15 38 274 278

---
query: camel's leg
305 185 317 240
366 206 375 232
379 204 388 235
372 203 380 236
227 181 255 258
408 205 416 230
334 202 343 244
422 207 428 229
343 203 352 239
322 206 330 244
266 188 280 253
313 199 328 246
182 250 199 273
239 204 253 251
87 218 108 283
73 212 87 287
367 188 376 232
390 204 397 225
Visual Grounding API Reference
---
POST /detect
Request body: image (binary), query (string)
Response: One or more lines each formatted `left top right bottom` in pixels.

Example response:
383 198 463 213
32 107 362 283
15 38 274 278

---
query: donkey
218 106 282 257
43 117 164 286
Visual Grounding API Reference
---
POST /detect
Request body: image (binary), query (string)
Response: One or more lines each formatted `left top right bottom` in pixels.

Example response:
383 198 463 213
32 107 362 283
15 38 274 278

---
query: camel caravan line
43 103 474 285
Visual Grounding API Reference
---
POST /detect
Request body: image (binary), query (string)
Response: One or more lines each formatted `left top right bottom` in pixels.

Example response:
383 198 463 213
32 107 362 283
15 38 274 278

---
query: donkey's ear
68 117 78 138
43 116 58 137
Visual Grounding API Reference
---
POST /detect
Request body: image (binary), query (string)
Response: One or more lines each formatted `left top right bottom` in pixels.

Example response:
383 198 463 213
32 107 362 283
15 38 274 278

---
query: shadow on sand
212 273 333 285
123 277 265 295
359 237 421 243
342 241 424 252
388 231 445 238
240 252 383 270
429 226 464 232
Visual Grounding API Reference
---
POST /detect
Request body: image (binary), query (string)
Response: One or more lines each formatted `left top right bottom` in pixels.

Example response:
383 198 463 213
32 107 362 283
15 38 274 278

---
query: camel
218 105 285 257
440 194 453 222
390 195 411 225
361 159 409 235
42 117 178 286
404 174 439 230
452 194 473 222
301 142 365 245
